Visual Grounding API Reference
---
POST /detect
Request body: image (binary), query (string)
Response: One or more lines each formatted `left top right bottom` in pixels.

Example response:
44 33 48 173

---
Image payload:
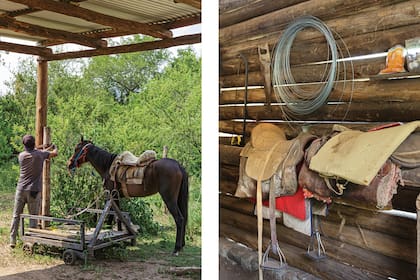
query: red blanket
253 187 307 221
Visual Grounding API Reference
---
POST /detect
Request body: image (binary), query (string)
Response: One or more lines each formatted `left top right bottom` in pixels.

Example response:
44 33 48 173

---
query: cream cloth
309 121 420 186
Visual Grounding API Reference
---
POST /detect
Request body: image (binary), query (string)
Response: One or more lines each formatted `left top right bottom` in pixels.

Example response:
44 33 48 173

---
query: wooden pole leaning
42 127 51 229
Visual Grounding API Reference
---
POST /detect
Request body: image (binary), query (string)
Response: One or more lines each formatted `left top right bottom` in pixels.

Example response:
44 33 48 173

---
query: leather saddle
309 121 420 186
235 123 315 199
299 137 401 209
109 150 157 197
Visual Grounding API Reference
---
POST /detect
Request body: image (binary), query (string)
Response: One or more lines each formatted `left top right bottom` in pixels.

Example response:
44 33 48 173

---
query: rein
69 143 92 173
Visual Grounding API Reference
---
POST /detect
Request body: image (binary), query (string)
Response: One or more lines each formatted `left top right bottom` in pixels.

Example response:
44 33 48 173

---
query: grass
0 189 201 279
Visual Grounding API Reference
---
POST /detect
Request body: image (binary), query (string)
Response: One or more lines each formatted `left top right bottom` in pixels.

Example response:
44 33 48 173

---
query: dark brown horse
67 137 189 255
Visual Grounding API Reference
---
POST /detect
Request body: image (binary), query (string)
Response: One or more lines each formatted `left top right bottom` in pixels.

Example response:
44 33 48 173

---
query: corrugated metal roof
0 0 200 44
81 0 199 24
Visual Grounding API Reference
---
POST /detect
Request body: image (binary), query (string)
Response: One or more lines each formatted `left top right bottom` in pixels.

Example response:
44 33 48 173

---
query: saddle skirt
109 150 157 196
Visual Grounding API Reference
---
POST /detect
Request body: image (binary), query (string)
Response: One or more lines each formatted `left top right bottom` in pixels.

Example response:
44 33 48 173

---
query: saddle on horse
109 150 157 197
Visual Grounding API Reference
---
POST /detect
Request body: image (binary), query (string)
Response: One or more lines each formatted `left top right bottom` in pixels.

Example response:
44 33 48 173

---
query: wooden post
163 145 169 158
41 127 51 229
35 58 48 148
417 193 420 280
35 57 48 227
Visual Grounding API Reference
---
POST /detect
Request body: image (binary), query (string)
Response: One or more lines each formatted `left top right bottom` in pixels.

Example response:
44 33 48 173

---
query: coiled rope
272 16 352 119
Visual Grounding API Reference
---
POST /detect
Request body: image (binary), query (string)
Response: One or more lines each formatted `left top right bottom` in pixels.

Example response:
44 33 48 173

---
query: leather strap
269 170 280 254
257 139 284 280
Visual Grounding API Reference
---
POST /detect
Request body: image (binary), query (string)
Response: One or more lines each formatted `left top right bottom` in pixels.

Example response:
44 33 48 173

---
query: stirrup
307 215 327 260
261 241 287 271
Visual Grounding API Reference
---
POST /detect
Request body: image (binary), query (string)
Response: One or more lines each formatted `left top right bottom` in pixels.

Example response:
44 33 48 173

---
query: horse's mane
90 144 118 170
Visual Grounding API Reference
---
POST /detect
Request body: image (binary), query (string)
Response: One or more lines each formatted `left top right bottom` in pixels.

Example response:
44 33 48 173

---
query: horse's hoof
172 251 179 256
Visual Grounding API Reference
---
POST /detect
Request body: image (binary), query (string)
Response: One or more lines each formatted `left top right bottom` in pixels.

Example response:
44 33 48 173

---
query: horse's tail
178 163 189 235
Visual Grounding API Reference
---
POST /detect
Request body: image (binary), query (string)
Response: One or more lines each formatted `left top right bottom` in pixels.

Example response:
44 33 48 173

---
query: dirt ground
0 244 199 280
0 193 200 280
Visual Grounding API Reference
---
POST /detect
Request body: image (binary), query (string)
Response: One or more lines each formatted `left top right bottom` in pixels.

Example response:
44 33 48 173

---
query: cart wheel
22 243 34 255
63 249 77 265
130 238 136 246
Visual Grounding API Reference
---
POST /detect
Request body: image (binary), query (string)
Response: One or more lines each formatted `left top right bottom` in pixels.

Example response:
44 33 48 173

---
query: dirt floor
0 193 200 280
219 255 258 280
0 244 199 280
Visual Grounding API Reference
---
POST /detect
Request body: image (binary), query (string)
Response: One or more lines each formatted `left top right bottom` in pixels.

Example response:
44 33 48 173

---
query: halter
69 143 92 173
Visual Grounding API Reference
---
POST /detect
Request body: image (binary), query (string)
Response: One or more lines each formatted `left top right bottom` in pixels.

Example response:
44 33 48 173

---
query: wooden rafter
8 0 173 39
39 14 201 47
45 34 201 61
0 15 107 48
174 0 201 10
0 41 52 56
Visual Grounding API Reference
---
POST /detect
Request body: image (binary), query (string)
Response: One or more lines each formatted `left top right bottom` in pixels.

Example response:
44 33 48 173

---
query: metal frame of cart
20 196 137 265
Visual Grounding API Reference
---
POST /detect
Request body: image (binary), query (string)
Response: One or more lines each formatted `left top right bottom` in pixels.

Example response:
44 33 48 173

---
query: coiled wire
272 16 343 118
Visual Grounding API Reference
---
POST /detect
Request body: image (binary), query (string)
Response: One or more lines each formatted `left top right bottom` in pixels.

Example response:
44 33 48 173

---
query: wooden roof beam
0 41 52 56
9 0 173 39
0 16 107 48
46 33 201 61
174 0 201 10
39 14 201 47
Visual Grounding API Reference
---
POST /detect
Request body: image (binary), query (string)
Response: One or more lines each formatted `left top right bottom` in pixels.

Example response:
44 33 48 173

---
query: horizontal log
221 197 417 265
221 7 420 64
219 180 237 195
321 217 415 264
221 54 385 81
220 223 390 280
326 203 416 241
219 136 232 146
220 0 417 53
220 165 239 184
219 121 387 138
220 205 416 279
220 78 420 104
219 0 306 28
219 172 420 212
220 194 416 240
220 144 242 166
219 102 420 122
392 185 420 212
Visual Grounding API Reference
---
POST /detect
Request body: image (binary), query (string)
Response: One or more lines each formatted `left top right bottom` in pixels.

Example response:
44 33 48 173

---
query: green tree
83 35 170 104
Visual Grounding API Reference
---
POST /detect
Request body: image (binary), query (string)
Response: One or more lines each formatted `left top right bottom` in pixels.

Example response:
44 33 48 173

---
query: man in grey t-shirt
9 134 58 248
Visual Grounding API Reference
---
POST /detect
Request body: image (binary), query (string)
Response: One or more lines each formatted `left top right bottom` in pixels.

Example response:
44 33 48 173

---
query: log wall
219 1 420 279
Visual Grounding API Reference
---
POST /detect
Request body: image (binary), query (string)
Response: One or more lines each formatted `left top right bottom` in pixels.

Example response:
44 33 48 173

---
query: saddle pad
241 123 294 181
310 121 420 186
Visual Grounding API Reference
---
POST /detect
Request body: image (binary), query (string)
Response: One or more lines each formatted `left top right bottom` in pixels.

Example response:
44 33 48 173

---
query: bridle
69 143 92 173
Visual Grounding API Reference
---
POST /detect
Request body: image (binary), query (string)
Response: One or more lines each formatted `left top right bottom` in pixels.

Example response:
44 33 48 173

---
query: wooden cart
20 197 137 265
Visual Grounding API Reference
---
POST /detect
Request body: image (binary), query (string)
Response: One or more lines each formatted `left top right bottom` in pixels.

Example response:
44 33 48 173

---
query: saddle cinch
109 150 157 198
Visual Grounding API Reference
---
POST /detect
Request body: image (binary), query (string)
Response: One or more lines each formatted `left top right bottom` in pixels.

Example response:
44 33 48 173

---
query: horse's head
67 135 93 173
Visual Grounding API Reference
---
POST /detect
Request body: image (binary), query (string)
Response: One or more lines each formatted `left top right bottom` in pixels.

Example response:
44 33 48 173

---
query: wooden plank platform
27 227 129 243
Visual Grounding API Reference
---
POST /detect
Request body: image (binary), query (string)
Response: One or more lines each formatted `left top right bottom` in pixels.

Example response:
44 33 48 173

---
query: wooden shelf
370 72 420 81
